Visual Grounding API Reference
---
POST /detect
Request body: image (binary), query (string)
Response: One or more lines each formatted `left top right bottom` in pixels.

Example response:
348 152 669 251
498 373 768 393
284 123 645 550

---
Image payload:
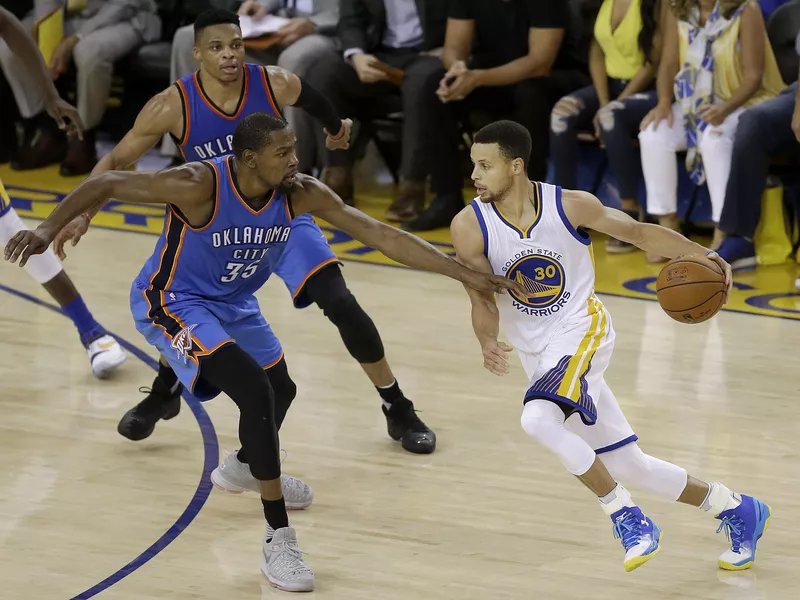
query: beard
482 180 513 203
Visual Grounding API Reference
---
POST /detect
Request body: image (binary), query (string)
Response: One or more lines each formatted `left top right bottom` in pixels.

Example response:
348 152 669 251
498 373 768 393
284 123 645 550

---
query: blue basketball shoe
716 495 772 570
610 506 662 572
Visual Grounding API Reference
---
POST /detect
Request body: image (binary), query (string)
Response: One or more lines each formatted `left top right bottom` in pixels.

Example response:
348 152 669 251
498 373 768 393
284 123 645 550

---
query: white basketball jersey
471 182 605 355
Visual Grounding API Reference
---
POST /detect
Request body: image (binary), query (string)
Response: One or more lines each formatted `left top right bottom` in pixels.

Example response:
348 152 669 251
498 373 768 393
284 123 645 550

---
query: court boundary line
0 282 219 599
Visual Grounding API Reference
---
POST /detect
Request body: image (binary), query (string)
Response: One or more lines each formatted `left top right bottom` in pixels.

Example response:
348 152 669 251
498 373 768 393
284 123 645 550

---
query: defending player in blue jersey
6 112 524 592
50 9 440 457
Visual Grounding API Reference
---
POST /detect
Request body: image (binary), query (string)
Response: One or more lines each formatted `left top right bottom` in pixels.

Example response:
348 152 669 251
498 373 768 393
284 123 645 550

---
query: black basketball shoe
382 397 436 454
117 378 183 441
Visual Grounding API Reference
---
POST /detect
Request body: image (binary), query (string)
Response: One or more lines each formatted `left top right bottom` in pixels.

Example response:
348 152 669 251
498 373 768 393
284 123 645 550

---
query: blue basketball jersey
135 155 293 305
174 63 282 161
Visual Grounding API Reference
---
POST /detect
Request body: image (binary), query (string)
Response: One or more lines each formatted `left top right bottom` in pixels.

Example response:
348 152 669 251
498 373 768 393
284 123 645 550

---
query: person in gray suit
162 0 339 163
0 0 161 175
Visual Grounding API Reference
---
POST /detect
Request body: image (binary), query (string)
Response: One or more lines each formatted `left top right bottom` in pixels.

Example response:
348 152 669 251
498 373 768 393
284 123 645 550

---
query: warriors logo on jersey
501 249 570 315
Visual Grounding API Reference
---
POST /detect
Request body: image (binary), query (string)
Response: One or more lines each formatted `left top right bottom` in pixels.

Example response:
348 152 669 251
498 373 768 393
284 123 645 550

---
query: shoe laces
716 515 745 554
613 511 644 551
273 538 311 575
135 386 169 413
390 401 429 433
281 474 309 495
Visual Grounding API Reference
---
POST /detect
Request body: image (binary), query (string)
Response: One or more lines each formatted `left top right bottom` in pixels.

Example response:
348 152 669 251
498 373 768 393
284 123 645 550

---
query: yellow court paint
3 164 799 321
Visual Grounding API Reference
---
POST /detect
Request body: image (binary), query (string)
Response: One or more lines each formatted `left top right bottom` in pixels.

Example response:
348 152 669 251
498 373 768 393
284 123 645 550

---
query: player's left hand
4 227 53 267
44 95 84 139
462 270 528 297
706 250 733 303
325 118 352 151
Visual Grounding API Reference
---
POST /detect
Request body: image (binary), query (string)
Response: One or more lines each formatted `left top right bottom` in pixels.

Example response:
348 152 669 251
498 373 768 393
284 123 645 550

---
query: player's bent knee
520 399 564 441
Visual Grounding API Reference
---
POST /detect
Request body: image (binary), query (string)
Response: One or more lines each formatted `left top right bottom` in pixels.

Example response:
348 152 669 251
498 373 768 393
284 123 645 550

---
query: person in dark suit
302 0 447 221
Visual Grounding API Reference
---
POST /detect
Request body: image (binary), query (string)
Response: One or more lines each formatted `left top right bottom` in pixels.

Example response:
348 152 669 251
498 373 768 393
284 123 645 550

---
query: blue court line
0 282 219 599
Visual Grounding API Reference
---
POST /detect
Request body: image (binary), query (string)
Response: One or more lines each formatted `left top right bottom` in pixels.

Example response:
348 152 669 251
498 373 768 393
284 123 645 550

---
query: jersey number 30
221 261 260 283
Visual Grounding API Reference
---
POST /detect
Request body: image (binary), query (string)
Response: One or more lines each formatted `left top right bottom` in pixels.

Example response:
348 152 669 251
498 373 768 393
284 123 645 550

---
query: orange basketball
656 255 726 324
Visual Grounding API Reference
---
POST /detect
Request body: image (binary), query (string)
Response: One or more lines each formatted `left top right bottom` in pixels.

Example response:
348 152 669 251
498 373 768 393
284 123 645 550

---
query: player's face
194 24 246 83
254 128 300 188
470 143 517 202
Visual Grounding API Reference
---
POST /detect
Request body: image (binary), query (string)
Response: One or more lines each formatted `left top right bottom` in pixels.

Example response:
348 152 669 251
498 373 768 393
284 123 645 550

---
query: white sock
701 482 741 515
599 483 635 517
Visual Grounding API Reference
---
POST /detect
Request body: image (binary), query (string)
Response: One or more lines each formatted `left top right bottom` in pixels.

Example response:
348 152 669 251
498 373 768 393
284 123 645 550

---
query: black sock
157 361 179 390
236 448 248 464
376 379 404 405
262 497 289 534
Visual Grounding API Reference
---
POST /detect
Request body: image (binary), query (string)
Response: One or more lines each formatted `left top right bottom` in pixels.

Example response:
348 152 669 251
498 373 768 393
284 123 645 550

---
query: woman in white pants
638 0 785 262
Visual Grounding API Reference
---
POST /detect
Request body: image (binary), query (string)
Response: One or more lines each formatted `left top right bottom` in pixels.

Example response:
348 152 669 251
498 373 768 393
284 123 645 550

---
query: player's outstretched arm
265 66 352 150
561 189 732 296
450 207 513 377
52 87 182 259
5 165 213 267
291 175 527 296
0 7 83 138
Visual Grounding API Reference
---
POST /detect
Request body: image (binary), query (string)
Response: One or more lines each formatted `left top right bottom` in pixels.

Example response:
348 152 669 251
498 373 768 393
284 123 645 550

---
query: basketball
656 255 726 324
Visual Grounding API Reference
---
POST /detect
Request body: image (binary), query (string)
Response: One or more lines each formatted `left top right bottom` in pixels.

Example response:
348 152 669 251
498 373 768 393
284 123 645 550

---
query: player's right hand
44 96 84 139
482 339 513 376
53 214 90 260
4 227 52 267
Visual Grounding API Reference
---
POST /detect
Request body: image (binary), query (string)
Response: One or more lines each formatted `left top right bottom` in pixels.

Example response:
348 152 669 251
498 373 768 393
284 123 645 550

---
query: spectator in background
638 0 785 263
162 0 339 167
550 0 662 254
406 0 588 232
301 0 448 217
0 0 160 175
715 29 800 271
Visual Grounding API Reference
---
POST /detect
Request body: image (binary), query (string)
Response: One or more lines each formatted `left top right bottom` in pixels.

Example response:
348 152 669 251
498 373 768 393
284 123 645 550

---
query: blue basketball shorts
130 284 283 401
274 213 340 308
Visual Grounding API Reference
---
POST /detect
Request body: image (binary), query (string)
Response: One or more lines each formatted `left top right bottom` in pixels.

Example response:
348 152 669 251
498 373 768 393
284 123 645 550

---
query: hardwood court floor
1 221 799 599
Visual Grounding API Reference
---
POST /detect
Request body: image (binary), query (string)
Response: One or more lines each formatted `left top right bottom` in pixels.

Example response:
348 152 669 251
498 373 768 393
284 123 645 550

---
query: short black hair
194 9 240 42
233 112 291 159
473 120 532 165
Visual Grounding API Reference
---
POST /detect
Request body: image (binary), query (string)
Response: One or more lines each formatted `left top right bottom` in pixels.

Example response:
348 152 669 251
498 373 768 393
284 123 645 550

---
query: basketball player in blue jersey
6 112 522 592
0 6 126 378
52 9 438 463
450 120 771 573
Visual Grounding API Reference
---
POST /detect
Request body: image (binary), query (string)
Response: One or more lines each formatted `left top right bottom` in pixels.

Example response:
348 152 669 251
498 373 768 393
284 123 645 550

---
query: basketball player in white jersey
450 120 771 572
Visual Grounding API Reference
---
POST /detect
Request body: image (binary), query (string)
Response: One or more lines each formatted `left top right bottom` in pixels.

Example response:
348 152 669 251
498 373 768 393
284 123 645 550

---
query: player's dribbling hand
325 119 352 151
482 339 513 376
705 250 733 303
4 227 53 267
53 214 91 260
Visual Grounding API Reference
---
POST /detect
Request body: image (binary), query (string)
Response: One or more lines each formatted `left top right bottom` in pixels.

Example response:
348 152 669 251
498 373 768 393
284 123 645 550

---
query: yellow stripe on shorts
557 294 607 402
0 178 9 211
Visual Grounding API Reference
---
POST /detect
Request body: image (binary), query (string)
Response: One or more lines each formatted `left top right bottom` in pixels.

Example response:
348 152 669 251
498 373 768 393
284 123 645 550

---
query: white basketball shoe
210 451 314 509
86 334 127 378
262 526 314 592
